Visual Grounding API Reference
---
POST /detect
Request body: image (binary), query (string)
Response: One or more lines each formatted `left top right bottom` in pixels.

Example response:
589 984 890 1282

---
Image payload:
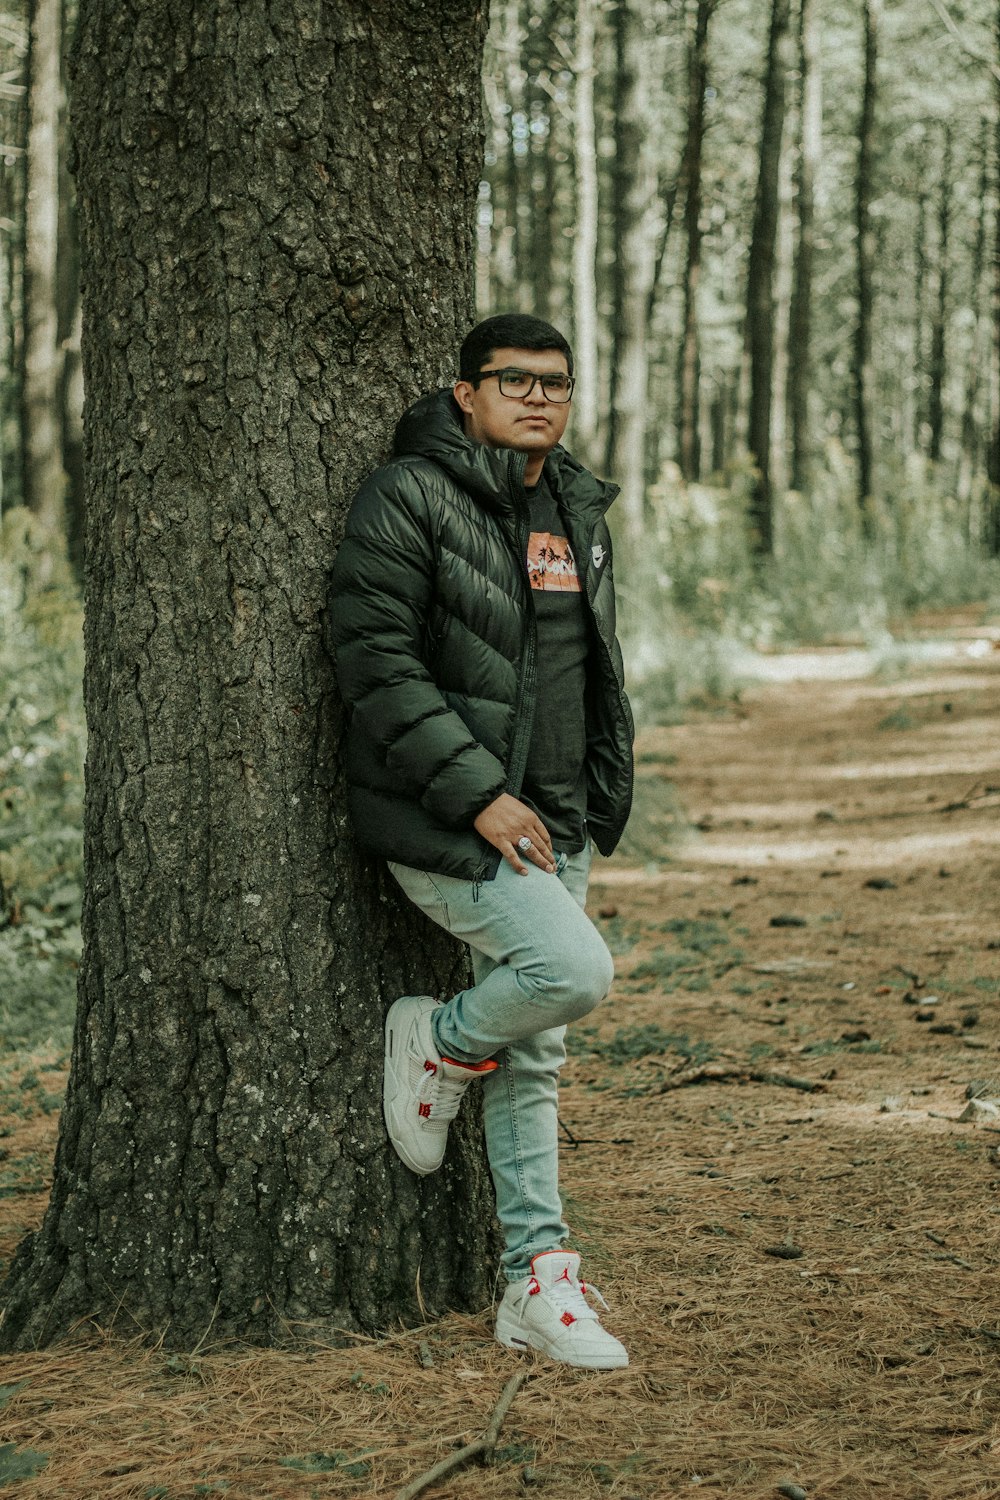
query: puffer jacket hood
328 388 633 882
394 389 619 522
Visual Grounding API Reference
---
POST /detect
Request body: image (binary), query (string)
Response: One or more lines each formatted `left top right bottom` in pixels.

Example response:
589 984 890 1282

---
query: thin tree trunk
484 69 516 307
527 0 560 326
958 122 989 517
912 178 928 452
928 125 951 464
606 0 658 537
854 0 879 535
502 0 529 301
746 0 792 555
572 0 600 462
21 0 66 530
677 0 714 483
770 94 795 502
1 0 498 1352
59 0 83 573
787 0 820 494
989 8 1000 553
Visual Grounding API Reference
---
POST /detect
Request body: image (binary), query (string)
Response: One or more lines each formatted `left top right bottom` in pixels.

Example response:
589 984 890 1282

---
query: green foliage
619 454 1000 726
613 916 743 995
280 1451 372 1478
568 1023 717 1067
0 1442 48 1483
0 512 84 1051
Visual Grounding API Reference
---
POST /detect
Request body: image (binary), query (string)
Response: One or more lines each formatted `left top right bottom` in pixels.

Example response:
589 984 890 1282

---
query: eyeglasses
475 367 575 403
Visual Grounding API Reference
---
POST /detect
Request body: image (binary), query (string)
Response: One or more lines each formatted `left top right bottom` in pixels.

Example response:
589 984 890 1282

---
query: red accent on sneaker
527 1278 541 1296
557 1268 573 1282
560 1311 576 1326
418 1102 432 1119
440 1057 499 1074
423 1059 437 1074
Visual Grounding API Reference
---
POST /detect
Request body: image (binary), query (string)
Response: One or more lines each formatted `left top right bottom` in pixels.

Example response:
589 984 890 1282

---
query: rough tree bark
787 0 820 494
0 0 501 1351
745 0 792 555
21 0 67 529
854 0 879 535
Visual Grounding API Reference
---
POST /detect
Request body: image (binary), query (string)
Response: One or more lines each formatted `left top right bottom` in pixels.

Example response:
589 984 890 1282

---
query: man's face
454 346 572 459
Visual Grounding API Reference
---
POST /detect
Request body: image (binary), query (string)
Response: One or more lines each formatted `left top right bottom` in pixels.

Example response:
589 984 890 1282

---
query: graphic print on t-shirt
527 531 581 592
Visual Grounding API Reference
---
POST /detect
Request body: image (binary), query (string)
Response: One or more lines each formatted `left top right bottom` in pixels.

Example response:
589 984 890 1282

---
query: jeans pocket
387 861 451 926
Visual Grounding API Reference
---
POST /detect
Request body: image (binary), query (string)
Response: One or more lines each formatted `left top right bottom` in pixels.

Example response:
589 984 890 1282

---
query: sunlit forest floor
1 609 999 1498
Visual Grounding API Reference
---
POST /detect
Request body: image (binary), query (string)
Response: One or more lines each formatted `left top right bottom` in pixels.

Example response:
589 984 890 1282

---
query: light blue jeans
387 842 615 1280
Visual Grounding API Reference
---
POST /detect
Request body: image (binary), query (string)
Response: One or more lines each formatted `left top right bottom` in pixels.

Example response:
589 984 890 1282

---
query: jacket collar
393 389 619 521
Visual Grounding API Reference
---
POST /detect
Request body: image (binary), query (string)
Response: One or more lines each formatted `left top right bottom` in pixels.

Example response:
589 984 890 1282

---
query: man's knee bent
538 933 615 1024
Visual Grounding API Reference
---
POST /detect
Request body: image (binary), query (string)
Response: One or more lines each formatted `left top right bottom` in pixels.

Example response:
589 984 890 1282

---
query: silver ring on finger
516 835 533 853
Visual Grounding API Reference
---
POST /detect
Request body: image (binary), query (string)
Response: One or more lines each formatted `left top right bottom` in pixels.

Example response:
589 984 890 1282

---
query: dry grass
2 643 1000 1498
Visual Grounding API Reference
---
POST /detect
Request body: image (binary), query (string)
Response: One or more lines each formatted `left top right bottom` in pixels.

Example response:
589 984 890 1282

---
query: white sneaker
383 995 498 1175
495 1250 629 1370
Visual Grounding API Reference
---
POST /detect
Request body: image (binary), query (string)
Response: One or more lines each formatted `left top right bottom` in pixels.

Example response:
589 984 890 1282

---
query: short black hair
459 313 574 382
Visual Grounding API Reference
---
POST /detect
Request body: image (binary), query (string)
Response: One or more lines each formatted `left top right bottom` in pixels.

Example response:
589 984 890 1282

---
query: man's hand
474 794 556 875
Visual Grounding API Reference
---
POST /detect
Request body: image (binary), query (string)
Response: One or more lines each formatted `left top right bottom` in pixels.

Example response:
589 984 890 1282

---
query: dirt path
565 621 1000 1498
0 623 998 1499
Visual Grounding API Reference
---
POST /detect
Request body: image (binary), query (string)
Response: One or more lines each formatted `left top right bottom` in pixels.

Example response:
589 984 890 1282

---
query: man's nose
525 379 547 404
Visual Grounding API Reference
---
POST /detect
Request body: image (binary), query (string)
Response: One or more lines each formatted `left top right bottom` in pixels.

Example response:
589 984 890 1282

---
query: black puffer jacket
328 389 633 882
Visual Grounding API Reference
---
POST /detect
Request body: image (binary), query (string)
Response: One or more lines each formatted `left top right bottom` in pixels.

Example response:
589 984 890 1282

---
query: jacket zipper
473 451 535 900
564 506 634 848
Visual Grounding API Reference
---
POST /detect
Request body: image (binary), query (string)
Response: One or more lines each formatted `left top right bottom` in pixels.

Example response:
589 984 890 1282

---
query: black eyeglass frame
472 367 576 404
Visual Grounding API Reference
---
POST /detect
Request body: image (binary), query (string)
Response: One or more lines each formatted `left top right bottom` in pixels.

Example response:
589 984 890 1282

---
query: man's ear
453 379 475 416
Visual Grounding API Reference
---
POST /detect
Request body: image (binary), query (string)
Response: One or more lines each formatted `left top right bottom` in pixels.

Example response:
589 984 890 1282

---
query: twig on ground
939 780 988 813
653 1064 826 1095
393 1369 529 1500
559 1119 634 1147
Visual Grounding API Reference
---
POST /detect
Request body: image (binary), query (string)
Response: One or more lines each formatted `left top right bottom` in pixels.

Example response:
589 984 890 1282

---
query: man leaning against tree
329 313 634 1369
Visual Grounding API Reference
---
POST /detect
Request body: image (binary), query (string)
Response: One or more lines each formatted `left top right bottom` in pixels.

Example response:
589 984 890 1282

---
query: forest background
2 0 1000 1063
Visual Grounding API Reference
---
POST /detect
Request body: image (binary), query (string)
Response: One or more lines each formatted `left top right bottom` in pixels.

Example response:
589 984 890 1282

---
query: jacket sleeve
328 466 507 829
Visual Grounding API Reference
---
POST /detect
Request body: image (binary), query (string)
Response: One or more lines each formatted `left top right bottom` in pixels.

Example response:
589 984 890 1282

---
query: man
329 313 633 1369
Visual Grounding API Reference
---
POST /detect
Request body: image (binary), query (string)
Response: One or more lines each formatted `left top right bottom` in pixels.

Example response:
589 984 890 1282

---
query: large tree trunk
1 0 499 1352
787 0 820 494
676 0 714 483
21 0 67 530
854 0 879 535
745 0 792 555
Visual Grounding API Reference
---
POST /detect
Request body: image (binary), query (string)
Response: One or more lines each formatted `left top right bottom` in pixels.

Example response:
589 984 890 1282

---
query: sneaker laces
413 1059 473 1126
524 1268 609 1322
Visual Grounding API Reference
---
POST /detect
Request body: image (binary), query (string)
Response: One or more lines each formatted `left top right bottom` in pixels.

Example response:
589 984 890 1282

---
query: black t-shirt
519 476 589 852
